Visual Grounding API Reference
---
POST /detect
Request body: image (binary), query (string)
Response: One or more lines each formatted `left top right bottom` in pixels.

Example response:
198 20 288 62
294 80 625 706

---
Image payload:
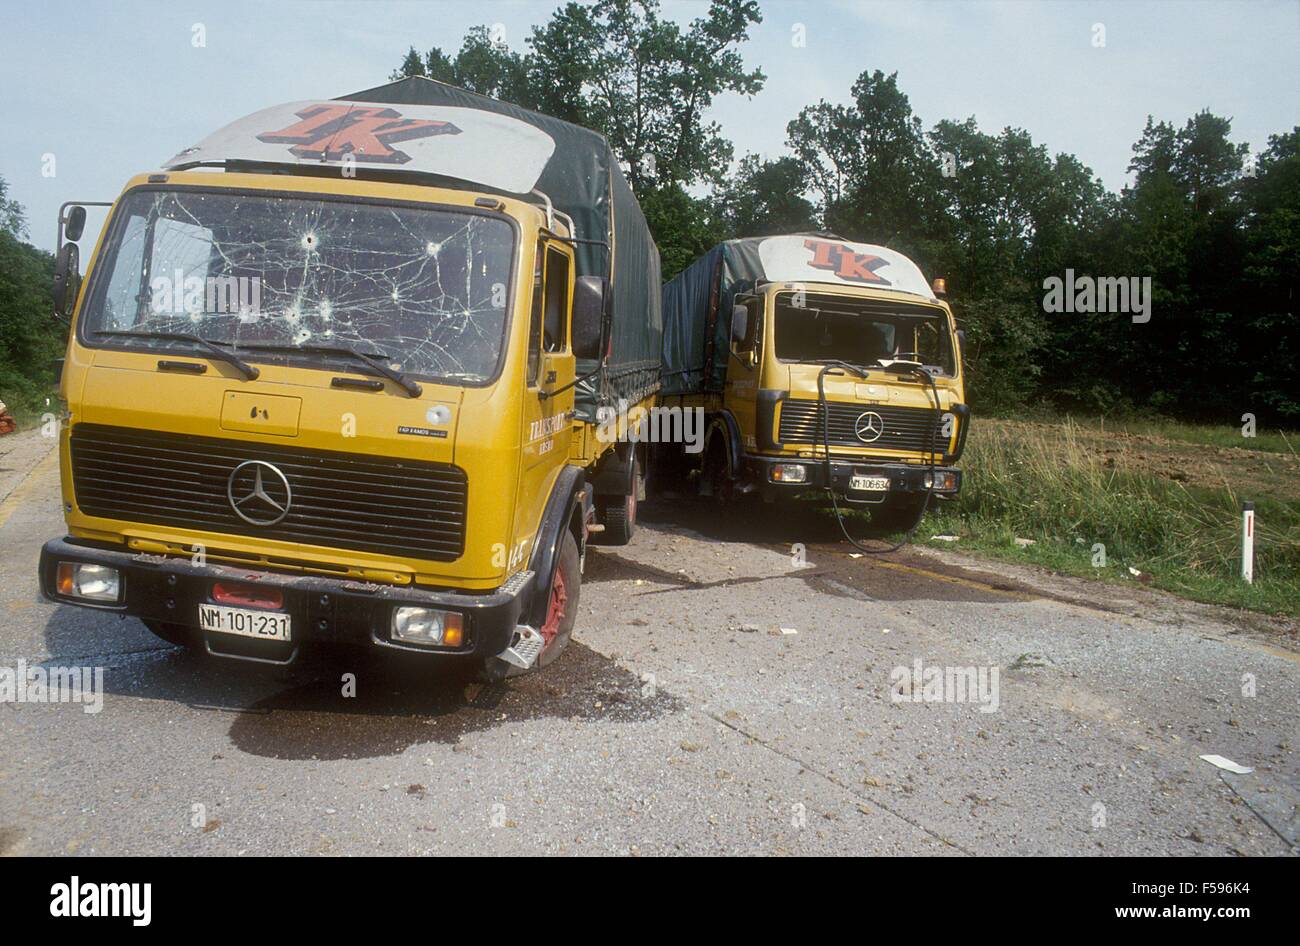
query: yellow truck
40 78 662 677
657 235 968 532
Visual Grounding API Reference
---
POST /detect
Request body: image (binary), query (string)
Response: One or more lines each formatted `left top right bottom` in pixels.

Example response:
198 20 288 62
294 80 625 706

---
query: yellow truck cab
657 234 968 530
40 78 662 677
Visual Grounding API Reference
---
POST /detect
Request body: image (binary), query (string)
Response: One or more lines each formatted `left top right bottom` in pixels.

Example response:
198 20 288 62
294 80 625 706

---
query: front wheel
699 436 737 506
478 530 581 681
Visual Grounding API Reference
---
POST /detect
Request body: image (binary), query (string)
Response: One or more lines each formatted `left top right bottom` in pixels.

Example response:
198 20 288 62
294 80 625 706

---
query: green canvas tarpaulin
342 77 662 420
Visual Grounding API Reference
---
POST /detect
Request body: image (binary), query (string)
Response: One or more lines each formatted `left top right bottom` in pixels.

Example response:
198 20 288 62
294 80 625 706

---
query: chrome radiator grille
70 424 467 561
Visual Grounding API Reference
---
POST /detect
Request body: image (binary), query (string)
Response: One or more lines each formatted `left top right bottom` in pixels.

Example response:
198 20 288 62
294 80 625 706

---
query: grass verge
913 418 1300 619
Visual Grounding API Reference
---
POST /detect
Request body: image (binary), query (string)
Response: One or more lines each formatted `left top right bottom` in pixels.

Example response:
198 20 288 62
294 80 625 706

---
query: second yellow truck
657 234 968 532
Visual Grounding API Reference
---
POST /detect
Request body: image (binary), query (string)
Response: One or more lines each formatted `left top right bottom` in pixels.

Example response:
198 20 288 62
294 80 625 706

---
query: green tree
924 118 1111 410
390 28 535 107
640 183 726 280
787 70 944 258
392 47 427 80
1114 110 1250 416
1128 117 1178 185
529 0 764 191
1173 110 1250 215
393 1 764 191
710 155 816 239
391 1 764 277
0 174 61 418
0 176 27 239
1238 129 1300 419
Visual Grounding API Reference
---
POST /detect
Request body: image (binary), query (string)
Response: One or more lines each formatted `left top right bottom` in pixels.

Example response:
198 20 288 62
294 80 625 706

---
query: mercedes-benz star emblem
854 411 885 443
227 460 292 526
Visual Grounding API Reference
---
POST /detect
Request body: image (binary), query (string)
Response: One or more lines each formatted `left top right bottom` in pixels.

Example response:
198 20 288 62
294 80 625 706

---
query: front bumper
743 455 962 502
39 537 532 665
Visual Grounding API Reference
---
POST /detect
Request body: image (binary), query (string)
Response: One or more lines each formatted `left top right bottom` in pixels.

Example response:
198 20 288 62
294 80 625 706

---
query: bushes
0 227 63 423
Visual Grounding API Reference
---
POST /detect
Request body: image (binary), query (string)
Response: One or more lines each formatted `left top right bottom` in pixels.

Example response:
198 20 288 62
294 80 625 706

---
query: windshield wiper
802 357 928 377
797 357 874 375
92 329 259 380
236 341 422 397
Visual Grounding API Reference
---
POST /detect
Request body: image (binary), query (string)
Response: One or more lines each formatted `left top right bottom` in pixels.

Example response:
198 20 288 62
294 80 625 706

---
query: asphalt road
1 428 1296 856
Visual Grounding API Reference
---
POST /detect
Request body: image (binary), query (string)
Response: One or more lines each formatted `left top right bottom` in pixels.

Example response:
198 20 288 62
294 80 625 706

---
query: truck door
516 240 576 562
724 293 762 452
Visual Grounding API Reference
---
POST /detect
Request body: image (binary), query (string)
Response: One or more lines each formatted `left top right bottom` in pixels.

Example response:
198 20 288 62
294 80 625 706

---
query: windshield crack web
95 190 513 382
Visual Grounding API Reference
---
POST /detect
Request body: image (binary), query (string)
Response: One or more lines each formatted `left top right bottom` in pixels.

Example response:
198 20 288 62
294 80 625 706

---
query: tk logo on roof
804 239 891 285
257 104 461 164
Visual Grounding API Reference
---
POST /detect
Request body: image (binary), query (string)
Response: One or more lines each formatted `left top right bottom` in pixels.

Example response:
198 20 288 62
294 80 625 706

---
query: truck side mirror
731 304 749 346
65 205 87 242
52 242 81 321
572 275 607 360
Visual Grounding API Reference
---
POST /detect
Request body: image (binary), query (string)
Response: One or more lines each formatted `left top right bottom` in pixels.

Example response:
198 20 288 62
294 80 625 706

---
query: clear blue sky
2 0 1297 251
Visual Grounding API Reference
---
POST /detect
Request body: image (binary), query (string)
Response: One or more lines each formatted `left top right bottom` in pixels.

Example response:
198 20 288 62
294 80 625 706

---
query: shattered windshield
80 187 515 383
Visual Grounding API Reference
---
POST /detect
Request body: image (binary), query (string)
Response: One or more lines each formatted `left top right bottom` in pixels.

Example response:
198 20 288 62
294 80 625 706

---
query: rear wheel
478 530 581 681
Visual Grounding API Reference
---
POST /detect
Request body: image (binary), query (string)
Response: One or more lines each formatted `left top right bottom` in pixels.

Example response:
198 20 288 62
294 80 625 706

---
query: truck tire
700 435 738 507
478 530 581 681
534 530 580 668
870 494 928 533
594 456 639 545
142 619 193 648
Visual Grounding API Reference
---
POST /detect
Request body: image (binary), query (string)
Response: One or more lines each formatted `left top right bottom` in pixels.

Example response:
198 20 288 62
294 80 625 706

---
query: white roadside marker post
1241 501 1254 585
